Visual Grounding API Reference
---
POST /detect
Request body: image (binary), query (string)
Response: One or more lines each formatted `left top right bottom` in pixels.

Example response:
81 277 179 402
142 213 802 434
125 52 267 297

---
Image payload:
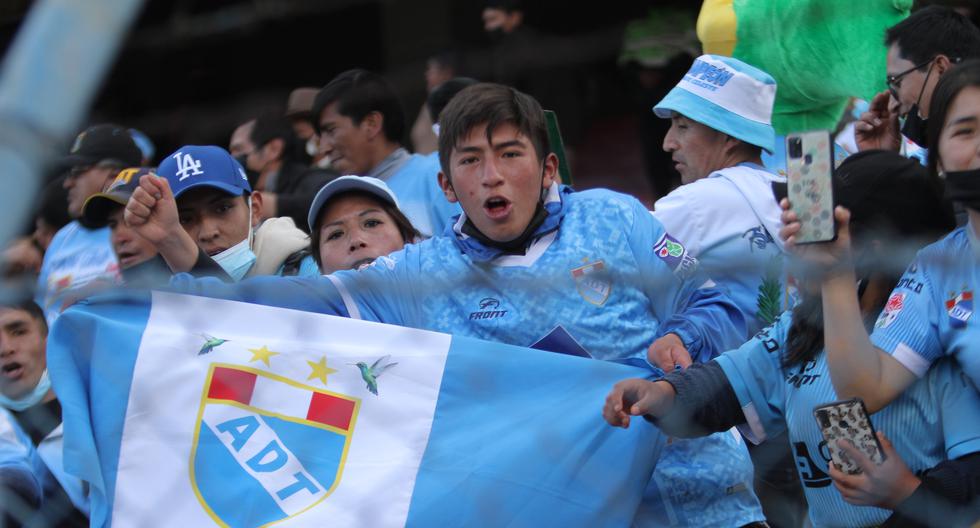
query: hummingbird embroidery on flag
352 355 398 396
198 334 228 355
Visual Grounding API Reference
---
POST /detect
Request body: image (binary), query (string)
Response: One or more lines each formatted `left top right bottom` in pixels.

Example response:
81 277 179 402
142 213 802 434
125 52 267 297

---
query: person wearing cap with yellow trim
80 167 171 288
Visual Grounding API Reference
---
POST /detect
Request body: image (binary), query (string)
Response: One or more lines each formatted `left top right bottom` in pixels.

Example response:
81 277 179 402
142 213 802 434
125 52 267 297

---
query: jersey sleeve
929 359 980 460
629 199 747 362
870 258 944 377
713 312 792 444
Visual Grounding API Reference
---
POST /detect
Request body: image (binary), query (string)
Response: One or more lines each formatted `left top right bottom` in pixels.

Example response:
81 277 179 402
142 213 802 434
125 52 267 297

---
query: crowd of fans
0 1 978 526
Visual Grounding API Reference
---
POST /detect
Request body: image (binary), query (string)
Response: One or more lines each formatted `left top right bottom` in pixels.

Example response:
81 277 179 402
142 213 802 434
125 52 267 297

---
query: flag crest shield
190 363 360 527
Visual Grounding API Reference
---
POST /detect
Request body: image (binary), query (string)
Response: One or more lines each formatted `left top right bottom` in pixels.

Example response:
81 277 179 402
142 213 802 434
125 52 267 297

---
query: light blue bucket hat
653 54 777 153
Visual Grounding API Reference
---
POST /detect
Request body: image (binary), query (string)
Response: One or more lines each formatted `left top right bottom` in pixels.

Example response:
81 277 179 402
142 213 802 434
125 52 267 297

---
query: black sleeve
884 452 980 528
645 361 747 438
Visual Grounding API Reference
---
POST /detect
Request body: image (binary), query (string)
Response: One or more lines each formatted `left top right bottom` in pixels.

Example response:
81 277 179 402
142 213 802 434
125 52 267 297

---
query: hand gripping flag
48 291 664 527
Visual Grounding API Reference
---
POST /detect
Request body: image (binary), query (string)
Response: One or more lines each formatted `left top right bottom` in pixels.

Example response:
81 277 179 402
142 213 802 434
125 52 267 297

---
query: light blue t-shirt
716 311 980 527
174 187 762 526
35 221 119 326
871 226 980 388
383 152 460 238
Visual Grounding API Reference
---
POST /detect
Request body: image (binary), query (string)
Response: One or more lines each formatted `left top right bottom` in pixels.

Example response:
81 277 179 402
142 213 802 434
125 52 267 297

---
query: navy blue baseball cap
156 145 252 198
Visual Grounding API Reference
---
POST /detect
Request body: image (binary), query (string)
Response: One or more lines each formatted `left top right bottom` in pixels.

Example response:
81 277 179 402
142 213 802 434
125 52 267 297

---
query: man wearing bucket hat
124 146 319 281
652 54 787 342
650 54 803 527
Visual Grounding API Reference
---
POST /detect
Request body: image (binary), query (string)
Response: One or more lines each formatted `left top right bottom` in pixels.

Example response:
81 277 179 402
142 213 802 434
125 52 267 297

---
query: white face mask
431 123 440 137
211 198 257 281
305 136 319 157
0 370 51 411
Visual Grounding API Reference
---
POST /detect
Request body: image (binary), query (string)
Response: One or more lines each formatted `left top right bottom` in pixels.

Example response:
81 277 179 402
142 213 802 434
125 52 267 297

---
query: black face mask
234 154 262 189
944 168 980 212
900 105 929 148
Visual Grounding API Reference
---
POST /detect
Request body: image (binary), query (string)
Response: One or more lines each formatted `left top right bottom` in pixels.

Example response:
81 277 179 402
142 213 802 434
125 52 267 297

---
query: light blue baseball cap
654 54 778 153
307 175 400 232
157 145 252 198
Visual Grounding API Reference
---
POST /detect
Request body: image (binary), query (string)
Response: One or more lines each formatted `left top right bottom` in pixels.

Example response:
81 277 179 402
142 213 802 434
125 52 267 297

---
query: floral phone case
786 130 835 243
813 398 886 475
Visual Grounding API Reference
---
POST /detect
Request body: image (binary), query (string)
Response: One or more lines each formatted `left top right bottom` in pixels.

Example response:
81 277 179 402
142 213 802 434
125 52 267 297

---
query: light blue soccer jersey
716 312 980 527
36 221 119 326
871 226 980 389
173 187 762 526
385 153 460 238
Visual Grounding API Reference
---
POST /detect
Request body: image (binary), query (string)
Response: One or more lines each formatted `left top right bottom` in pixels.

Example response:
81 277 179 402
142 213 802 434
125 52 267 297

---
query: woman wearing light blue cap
306 175 420 274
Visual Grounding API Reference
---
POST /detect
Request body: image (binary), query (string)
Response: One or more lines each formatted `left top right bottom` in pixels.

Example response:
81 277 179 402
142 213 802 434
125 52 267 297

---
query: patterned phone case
786 131 835 243
813 398 886 475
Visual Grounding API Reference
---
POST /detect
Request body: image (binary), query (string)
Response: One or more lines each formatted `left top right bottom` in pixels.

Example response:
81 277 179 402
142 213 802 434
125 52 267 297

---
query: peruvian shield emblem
572 260 611 306
946 291 973 329
190 363 360 527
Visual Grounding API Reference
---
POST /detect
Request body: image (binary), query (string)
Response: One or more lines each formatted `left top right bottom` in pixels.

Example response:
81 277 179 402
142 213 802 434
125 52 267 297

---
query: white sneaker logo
173 151 204 181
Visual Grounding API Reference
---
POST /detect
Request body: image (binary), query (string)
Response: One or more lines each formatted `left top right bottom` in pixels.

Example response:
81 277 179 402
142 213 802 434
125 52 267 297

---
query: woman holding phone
602 151 976 527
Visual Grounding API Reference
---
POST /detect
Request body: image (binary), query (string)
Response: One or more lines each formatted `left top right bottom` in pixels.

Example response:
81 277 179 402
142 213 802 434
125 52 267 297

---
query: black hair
782 150 955 368
250 114 308 164
36 175 71 232
309 191 420 271
885 5 980 67
437 83 550 180
927 58 980 178
1 299 47 336
426 77 479 125
311 69 406 144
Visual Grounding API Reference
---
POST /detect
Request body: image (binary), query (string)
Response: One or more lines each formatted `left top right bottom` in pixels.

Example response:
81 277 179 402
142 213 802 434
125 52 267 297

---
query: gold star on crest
307 356 337 385
247 345 279 367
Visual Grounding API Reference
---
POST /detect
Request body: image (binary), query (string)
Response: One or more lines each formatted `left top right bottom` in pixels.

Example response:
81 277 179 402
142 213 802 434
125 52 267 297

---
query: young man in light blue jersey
0 300 89 524
129 82 763 526
311 69 460 238
604 150 977 527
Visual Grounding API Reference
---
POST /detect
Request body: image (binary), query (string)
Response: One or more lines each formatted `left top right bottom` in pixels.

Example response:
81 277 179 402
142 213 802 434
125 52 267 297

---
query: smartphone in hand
813 398 886 474
786 130 836 243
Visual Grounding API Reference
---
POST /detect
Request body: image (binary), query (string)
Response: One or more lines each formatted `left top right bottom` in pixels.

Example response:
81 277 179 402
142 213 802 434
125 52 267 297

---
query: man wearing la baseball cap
647 54 801 527
124 145 319 281
35 124 144 325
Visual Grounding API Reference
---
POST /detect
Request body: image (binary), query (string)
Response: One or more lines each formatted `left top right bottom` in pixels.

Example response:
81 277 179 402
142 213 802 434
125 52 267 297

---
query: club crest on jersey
653 233 698 279
572 260 611 306
172 151 204 181
875 292 906 329
191 363 359 526
946 290 973 329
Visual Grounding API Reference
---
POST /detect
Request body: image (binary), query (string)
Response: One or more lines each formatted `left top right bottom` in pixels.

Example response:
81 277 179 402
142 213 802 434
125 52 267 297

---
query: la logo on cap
173 151 204 181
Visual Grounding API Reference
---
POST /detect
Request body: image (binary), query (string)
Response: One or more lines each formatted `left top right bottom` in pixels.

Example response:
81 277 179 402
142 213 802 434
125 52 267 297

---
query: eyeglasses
886 57 935 98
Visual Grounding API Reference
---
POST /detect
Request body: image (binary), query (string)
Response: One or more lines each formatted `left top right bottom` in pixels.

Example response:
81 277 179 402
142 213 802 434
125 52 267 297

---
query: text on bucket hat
653 54 777 153
307 175 400 232
156 145 252 199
